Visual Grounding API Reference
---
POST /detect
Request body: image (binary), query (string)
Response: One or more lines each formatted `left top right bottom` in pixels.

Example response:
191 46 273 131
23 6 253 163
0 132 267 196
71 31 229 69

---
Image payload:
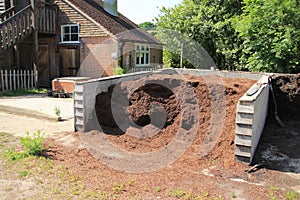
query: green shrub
19 130 45 156
114 66 127 75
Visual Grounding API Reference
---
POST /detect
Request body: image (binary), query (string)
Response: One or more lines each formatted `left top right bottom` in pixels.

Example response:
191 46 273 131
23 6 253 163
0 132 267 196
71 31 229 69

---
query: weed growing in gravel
54 106 61 117
19 130 45 156
112 182 125 194
3 130 45 161
5 149 27 161
269 185 277 200
285 191 299 200
172 188 185 197
19 170 28 177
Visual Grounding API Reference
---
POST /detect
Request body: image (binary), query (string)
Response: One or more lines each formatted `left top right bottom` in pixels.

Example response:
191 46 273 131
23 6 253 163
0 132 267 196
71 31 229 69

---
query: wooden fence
129 65 163 73
0 69 36 91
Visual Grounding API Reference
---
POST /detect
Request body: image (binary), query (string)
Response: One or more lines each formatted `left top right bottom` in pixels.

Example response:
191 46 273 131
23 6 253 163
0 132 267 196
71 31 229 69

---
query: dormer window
61 24 80 43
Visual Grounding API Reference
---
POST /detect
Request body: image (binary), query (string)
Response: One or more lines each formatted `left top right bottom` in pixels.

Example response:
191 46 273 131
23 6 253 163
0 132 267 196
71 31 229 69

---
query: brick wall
79 36 117 78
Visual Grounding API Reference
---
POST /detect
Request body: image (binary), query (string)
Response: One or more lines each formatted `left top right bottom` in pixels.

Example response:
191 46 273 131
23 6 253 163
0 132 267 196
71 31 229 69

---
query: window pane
146 53 149 64
146 46 149 51
63 34 69 41
136 53 140 64
71 34 78 41
64 26 70 33
71 26 78 33
141 46 145 51
136 45 140 50
141 53 144 64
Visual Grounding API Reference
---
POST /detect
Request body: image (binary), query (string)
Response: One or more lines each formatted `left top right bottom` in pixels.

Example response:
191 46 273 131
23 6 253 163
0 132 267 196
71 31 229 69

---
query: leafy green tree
156 0 300 73
139 22 156 31
233 0 300 73
156 0 243 69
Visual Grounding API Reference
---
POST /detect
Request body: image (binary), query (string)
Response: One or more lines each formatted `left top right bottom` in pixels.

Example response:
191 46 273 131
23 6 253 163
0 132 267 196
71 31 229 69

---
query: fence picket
5 70 8 90
13 70 16 90
9 70 12 90
1 70 4 91
20 70 23 89
0 69 36 91
24 70 27 89
17 70 20 89
27 70 30 89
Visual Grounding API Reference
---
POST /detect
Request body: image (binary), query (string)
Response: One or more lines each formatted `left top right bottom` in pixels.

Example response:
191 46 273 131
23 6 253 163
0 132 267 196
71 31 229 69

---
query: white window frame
135 44 150 66
60 24 80 44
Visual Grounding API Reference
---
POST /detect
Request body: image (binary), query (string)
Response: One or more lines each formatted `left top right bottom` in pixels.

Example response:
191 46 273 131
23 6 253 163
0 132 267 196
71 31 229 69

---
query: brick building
0 0 163 87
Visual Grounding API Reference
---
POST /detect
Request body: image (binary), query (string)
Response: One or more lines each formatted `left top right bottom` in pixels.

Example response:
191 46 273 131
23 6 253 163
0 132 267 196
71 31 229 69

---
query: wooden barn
0 0 163 89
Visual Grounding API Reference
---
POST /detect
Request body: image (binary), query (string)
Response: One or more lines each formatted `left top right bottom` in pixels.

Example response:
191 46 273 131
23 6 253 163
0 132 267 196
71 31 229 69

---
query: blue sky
118 0 182 24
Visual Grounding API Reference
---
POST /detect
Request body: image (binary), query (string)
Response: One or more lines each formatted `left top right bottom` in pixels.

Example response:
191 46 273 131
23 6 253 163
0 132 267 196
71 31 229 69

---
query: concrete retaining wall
74 68 269 163
234 76 269 163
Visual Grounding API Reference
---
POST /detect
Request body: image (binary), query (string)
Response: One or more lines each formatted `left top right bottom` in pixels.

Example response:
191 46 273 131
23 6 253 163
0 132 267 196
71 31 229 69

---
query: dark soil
253 74 300 173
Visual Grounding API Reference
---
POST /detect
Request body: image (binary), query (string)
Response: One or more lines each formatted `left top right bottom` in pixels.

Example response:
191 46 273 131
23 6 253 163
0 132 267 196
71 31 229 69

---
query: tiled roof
67 0 162 45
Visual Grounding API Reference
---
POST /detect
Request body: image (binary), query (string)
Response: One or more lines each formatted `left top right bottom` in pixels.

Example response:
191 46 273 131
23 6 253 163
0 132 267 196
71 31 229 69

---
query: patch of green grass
285 191 299 200
231 192 237 198
154 186 161 193
269 185 277 200
0 87 47 97
2 130 45 162
19 170 28 177
172 188 185 197
4 149 27 161
0 133 15 148
112 182 125 194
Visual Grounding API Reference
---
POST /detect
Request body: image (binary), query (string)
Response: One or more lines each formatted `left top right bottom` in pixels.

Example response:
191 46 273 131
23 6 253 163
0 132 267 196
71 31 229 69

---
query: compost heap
95 74 256 167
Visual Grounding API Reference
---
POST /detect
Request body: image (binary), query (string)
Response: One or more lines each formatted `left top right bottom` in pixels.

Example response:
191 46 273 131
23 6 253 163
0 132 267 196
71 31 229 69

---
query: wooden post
31 0 39 88
180 42 184 69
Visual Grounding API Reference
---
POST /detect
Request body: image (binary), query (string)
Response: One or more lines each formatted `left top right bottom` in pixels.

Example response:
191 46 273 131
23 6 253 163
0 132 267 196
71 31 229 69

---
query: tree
156 0 300 73
156 0 243 69
233 0 300 73
138 22 156 31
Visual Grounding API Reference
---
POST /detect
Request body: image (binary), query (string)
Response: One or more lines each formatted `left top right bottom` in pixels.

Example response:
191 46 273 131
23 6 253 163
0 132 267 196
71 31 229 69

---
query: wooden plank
9 70 12 90
23 70 26 89
2 26 7 50
4 70 8 91
49 9 52 33
13 70 16 90
31 70 34 88
17 70 20 90
20 70 23 89
1 70 4 91
27 70 30 89
45 9 48 32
